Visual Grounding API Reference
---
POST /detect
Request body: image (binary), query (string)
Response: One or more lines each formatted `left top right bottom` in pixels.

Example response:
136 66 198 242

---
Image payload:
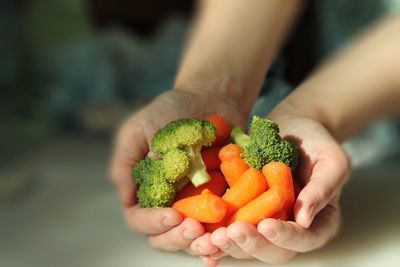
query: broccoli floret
132 117 216 208
132 149 190 208
136 176 176 208
162 149 190 183
151 118 216 187
231 116 298 170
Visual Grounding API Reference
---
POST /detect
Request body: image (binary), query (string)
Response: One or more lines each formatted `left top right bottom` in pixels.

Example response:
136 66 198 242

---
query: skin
110 1 400 266
207 13 400 264
110 1 301 265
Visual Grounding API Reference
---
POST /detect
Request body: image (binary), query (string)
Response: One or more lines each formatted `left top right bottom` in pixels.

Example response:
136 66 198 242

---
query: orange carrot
207 114 232 147
228 189 284 225
271 209 288 221
204 217 228 233
174 171 227 201
220 157 249 187
262 162 295 216
201 146 222 171
172 189 227 223
218 143 242 162
222 168 267 215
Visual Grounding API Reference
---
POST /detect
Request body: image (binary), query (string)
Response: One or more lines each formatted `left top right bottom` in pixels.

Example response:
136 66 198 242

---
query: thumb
294 155 349 228
109 120 149 208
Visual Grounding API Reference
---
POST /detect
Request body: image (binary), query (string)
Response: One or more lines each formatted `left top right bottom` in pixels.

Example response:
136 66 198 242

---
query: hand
109 89 246 265
206 109 350 264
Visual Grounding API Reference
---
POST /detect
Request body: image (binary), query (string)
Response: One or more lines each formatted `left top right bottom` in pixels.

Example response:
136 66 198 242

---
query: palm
206 114 350 264
110 90 246 263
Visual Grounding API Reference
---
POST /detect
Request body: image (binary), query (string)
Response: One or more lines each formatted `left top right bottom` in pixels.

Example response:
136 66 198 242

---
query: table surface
1 136 399 267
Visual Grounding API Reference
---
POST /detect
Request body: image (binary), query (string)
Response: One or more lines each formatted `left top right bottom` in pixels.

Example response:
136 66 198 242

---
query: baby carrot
201 146 222 171
222 168 267 215
218 143 243 162
220 157 249 187
207 114 232 147
174 171 227 201
228 189 284 225
204 217 228 233
262 162 295 215
270 209 288 221
172 189 227 223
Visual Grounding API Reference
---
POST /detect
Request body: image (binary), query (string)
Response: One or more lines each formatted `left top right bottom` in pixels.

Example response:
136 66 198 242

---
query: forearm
174 0 302 118
271 14 400 142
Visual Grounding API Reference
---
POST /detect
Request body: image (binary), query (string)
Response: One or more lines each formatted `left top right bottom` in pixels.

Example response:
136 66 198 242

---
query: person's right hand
109 89 246 264
205 105 351 264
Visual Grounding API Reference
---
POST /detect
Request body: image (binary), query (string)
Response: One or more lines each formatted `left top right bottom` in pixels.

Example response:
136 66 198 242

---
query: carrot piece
222 168 267 215
228 189 284 225
207 114 232 147
262 162 295 215
203 217 228 233
270 209 288 221
218 143 242 162
174 171 227 201
172 189 227 223
201 146 222 171
220 157 249 187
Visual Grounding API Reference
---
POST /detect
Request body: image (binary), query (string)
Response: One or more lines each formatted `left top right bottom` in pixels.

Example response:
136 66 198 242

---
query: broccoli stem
230 127 251 148
185 145 211 187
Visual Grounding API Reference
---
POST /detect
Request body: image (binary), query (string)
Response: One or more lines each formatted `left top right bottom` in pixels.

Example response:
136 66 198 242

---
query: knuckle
243 238 263 254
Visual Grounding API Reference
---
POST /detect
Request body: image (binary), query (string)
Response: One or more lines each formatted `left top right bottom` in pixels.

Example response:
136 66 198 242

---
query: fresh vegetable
174 171 227 201
228 189 284 225
207 114 232 146
151 118 216 187
218 143 249 187
204 217 228 233
172 189 227 223
133 118 216 208
222 168 267 215
271 209 288 221
133 149 190 208
220 157 249 188
201 146 222 171
230 116 298 170
218 143 243 162
262 162 295 216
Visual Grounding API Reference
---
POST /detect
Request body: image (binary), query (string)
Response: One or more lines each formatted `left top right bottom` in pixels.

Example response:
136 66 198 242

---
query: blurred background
1 1 399 267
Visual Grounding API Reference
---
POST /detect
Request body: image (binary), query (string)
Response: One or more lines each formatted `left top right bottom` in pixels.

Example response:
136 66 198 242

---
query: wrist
173 76 256 122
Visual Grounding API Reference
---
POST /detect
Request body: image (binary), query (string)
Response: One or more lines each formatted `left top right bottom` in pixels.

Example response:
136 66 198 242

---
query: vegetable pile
132 114 299 230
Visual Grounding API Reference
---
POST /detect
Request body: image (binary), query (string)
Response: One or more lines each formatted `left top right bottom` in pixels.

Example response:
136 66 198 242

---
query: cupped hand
109 89 246 265
206 110 350 264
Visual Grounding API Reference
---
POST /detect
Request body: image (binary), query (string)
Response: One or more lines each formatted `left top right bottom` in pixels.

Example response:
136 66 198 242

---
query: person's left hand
200 109 350 265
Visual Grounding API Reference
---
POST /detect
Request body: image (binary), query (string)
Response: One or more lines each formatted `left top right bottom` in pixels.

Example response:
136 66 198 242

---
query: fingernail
197 245 207 254
219 242 230 250
163 216 179 227
183 229 198 240
263 229 276 239
232 235 246 244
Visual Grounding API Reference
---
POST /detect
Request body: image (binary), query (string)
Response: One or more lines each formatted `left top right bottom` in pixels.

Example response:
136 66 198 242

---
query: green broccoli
133 150 190 208
132 118 216 208
151 118 216 187
231 116 298 170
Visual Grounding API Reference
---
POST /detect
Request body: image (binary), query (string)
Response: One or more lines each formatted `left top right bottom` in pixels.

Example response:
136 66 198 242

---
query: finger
227 222 297 264
258 200 341 252
148 218 204 251
210 227 252 259
209 250 226 260
200 256 220 267
295 153 349 228
109 118 149 207
124 205 183 235
186 233 219 256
